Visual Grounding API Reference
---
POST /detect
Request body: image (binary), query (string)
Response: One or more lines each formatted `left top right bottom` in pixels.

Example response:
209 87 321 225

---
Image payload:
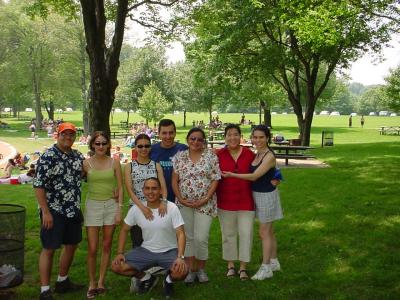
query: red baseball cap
57 122 77 133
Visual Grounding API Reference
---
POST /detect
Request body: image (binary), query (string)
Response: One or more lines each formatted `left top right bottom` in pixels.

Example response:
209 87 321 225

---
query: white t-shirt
124 201 184 253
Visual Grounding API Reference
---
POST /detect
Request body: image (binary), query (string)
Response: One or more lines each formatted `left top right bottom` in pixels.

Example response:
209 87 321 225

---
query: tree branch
128 0 179 11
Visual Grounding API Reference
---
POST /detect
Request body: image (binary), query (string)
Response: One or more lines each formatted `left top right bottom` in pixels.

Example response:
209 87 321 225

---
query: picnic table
378 126 400 135
271 145 315 166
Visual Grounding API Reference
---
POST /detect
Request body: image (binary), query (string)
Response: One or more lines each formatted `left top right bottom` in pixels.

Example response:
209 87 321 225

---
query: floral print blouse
172 149 221 217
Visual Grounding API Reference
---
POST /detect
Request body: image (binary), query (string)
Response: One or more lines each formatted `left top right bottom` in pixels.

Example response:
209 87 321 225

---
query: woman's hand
140 206 154 220
114 209 122 225
158 200 168 217
191 197 208 208
178 198 193 208
221 171 234 178
271 179 280 187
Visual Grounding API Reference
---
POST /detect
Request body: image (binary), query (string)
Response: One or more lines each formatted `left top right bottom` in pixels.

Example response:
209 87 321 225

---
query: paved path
0 141 17 168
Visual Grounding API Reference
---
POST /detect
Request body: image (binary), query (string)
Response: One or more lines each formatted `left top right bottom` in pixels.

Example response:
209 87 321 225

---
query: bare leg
197 259 206 270
86 226 100 289
270 226 278 259
259 222 273 264
59 244 78 277
98 225 115 289
239 261 247 271
227 261 235 269
185 256 196 272
39 248 55 286
111 262 144 278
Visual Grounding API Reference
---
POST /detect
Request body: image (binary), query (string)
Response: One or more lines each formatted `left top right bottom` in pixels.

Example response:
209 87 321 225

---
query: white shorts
84 198 118 226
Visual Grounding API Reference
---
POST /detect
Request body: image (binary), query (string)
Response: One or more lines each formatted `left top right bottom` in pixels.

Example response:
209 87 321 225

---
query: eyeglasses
189 137 205 143
94 142 108 146
60 132 76 137
136 144 151 149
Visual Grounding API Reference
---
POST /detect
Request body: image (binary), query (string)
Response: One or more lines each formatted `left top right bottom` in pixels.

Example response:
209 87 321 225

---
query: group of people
34 119 283 300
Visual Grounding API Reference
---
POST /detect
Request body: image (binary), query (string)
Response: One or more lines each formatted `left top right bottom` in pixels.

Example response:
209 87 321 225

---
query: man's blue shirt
150 142 188 201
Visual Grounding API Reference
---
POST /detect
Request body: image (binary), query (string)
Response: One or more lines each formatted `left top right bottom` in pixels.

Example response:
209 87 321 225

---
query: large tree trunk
30 47 43 129
44 100 54 120
80 0 128 136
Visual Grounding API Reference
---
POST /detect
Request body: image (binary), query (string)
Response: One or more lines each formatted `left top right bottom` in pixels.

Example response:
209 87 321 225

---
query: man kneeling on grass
111 177 187 298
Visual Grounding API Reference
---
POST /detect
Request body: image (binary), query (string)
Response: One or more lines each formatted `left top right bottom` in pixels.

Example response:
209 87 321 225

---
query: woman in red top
216 124 255 280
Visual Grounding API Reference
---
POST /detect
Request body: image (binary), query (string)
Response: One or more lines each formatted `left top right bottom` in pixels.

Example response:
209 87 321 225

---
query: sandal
226 267 236 277
86 288 97 299
96 287 106 294
239 269 249 281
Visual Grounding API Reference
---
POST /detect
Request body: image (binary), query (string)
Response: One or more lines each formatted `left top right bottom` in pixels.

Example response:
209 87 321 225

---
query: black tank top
249 151 276 193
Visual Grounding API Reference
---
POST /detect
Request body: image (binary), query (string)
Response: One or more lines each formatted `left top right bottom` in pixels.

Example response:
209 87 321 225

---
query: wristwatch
178 255 185 260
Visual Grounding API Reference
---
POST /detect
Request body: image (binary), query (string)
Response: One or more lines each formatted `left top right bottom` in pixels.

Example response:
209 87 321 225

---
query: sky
125 20 400 87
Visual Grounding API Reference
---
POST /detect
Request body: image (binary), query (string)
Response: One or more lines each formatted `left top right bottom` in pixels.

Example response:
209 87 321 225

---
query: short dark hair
158 119 176 133
186 127 206 141
224 124 241 136
134 133 151 145
143 177 161 187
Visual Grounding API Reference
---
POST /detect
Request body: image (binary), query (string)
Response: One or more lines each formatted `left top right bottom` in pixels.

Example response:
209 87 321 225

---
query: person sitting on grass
1 159 16 179
111 177 188 299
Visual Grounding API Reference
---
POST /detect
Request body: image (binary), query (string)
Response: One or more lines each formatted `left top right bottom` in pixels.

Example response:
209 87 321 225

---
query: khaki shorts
84 198 118 226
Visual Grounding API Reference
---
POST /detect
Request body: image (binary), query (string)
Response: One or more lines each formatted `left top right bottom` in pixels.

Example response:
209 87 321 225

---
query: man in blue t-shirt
151 119 188 202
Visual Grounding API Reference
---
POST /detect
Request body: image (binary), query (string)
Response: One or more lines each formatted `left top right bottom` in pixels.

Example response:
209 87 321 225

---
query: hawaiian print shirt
172 149 221 217
33 145 84 218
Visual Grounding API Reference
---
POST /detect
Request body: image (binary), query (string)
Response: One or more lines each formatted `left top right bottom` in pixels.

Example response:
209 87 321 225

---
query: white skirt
253 189 283 223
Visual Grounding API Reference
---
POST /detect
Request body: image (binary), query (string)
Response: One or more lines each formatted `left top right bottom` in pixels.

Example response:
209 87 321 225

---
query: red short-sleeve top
216 146 255 211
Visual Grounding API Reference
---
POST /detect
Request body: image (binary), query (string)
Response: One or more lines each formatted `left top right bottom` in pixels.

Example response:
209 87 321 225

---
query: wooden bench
110 132 128 139
379 126 400 135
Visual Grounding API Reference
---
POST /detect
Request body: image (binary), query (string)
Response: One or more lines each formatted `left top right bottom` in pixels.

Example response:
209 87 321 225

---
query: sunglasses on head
137 144 151 149
94 142 108 146
189 137 205 143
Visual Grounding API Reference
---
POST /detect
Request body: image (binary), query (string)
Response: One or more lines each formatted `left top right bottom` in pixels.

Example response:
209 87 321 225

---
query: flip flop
239 269 249 281
86 288 97 299
96 287 106 294
226 267 236 277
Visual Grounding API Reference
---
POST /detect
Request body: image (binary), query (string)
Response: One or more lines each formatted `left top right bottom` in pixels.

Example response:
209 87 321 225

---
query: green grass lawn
0 113 399 299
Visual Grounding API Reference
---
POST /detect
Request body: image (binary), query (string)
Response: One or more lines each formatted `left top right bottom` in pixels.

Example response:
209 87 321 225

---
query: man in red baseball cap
34 121 85 300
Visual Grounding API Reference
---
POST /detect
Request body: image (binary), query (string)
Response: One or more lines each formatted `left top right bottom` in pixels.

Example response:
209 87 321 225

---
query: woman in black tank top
221 125 283 281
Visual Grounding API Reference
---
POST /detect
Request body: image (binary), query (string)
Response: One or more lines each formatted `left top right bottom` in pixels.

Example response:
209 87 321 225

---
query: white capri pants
218 209 255 263
179 206 213 260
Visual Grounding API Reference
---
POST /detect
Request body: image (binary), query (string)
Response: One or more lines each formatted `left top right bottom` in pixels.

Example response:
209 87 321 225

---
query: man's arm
175 225 186 258
35 188 53 229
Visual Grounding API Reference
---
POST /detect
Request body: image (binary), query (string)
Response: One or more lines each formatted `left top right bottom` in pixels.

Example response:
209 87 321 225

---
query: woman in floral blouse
172 127 221 284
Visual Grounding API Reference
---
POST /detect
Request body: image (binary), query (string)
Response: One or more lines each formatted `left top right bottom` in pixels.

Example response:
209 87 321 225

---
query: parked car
369 112 376 116
320 111 329 115
379 111 389 116
330 111 340 116
350 112 357 116
390 113 397 117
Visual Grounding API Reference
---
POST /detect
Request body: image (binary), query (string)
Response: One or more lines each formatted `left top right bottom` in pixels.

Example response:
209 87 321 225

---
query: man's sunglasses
137 144 151 149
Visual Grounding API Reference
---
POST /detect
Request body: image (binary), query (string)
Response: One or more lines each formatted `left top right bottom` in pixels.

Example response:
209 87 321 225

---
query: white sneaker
130 276 140 293
251 264 273 280
184 271 197 284
197 269 209 283
270 259 281 272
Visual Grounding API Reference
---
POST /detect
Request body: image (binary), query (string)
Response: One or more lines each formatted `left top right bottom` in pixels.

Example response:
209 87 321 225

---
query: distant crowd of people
33 119 284 300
